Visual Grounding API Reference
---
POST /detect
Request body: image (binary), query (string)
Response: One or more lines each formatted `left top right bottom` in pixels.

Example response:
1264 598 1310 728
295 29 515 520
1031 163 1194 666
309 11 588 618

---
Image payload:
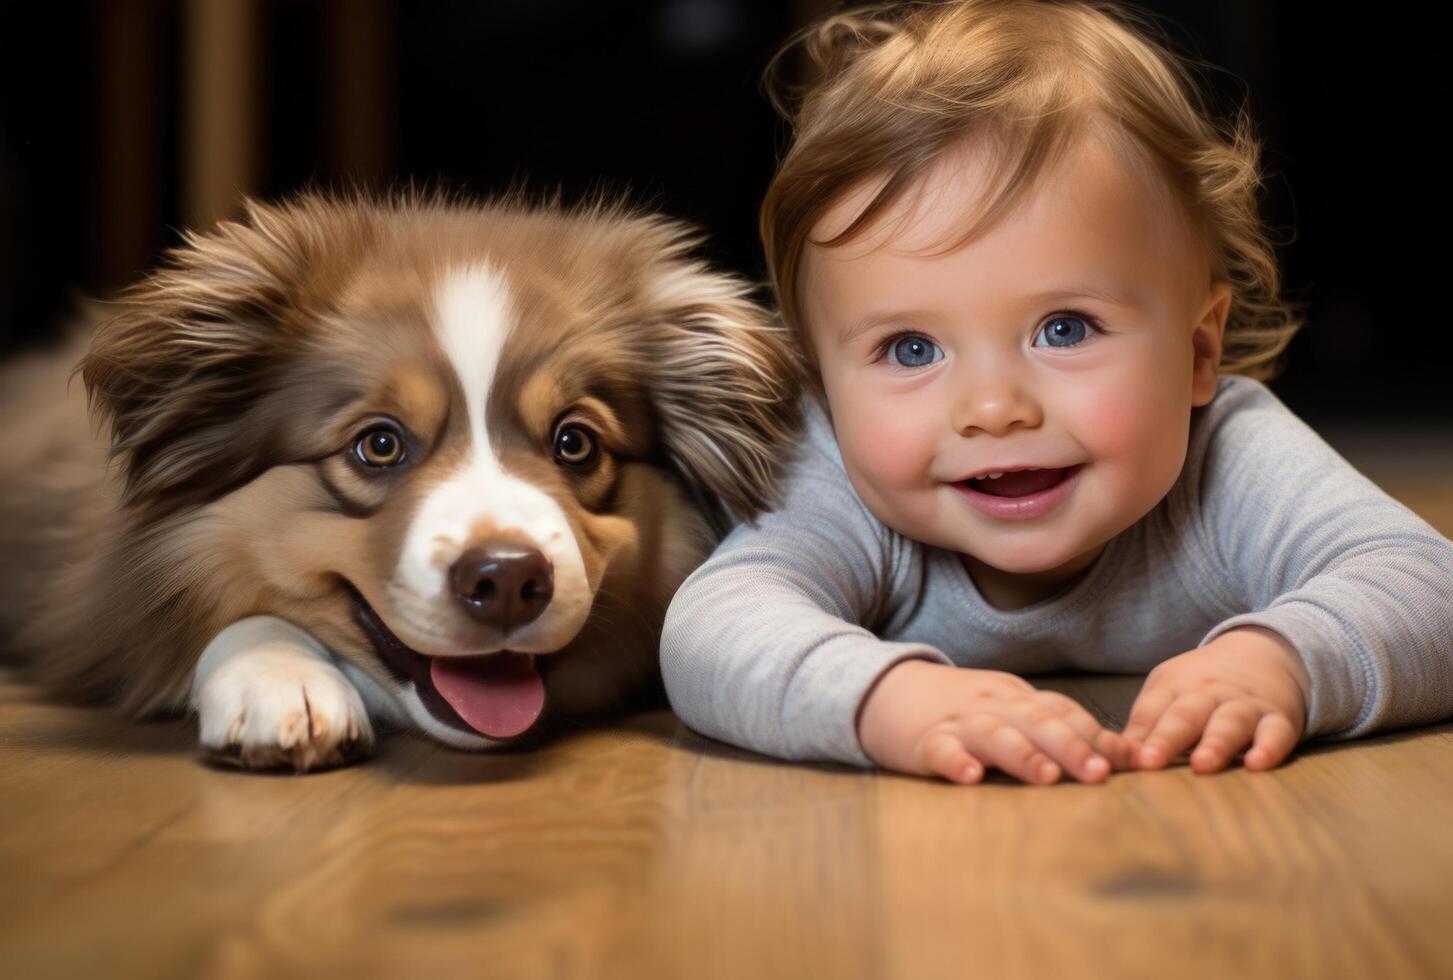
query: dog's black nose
450 541 554 631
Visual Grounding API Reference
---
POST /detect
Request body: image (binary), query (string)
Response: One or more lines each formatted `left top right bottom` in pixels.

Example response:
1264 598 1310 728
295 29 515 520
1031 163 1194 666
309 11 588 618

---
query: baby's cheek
1081 385 1154 454
1076 379 1189 492
840 407 930 490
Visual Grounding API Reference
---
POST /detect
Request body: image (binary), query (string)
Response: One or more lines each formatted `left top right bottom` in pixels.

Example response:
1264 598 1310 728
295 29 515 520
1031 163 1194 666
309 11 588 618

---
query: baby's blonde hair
760 0 1302 385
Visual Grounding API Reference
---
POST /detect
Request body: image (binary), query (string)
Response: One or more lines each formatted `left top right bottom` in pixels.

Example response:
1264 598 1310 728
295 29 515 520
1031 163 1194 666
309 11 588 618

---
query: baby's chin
967 550 1078 577
958 534 1113 580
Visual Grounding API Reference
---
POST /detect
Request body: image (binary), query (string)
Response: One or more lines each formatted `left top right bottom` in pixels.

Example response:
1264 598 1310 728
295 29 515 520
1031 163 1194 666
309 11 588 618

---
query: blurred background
0 0 1447 435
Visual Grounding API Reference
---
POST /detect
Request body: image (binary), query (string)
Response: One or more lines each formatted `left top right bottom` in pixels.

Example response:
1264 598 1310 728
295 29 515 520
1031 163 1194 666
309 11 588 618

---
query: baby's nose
949 373 1044 436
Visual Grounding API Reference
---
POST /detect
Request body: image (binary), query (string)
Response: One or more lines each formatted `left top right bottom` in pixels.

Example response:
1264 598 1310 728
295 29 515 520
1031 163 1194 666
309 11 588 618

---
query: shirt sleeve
1189 377 1453 741
659 399 953 767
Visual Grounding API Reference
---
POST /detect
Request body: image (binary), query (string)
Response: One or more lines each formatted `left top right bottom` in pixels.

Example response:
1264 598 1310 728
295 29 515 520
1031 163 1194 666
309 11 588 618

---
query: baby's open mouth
341 579 545 740
960 465 1081 498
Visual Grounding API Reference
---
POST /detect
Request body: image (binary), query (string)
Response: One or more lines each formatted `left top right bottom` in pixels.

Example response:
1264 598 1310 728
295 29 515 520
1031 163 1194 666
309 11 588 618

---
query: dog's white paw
195 645 375 772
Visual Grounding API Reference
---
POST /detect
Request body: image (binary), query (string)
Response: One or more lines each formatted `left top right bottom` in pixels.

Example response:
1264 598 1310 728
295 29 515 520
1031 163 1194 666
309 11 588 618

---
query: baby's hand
1123 626 1311 773
856 660 1135 785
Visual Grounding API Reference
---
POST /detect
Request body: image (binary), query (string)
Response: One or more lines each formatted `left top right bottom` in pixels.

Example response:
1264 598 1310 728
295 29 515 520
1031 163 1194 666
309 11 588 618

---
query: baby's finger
918 729 984 784
964 716 1063 785
1032 692 1134 772
1188 700 1260 774
1121 685 1177 744
1136 691 1218 769
1010 702 1110 783
1093 728 1136 772
1243 712 1299 771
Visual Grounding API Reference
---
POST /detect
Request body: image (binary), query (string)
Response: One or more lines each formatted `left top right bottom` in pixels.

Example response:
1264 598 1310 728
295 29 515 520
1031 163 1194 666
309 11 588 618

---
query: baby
659 0 1453 785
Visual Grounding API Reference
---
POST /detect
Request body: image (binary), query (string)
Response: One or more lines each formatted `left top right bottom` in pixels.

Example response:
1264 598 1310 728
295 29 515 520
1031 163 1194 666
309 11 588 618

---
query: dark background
1 0 1447 432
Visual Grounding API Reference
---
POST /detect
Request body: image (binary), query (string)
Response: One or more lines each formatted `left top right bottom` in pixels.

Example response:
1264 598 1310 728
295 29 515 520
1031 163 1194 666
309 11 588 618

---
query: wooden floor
2 440 1451 980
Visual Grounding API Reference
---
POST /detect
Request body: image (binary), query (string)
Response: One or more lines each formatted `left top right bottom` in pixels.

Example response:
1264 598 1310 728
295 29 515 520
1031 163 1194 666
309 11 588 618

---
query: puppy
0 192 800 771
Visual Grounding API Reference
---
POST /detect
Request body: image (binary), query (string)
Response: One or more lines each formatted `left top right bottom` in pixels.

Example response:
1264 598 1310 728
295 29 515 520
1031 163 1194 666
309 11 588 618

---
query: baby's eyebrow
839 309 933 346
1027 284 1142 311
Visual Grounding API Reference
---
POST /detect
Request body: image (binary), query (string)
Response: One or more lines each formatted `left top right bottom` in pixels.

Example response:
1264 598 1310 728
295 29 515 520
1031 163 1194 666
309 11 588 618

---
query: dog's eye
553 423 596 466
355 427 405 467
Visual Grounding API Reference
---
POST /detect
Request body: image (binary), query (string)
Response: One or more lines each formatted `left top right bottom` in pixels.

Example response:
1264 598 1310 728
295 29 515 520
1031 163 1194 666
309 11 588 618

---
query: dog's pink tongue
430 653 544 739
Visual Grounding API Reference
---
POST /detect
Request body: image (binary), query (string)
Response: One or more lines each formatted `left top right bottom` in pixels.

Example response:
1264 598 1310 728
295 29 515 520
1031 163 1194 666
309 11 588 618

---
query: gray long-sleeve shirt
659 375 1453 767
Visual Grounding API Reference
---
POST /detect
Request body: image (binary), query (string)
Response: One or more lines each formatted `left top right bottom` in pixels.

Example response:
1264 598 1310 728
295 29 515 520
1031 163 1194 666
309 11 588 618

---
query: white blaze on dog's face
83 196 800 751
393 265 592 655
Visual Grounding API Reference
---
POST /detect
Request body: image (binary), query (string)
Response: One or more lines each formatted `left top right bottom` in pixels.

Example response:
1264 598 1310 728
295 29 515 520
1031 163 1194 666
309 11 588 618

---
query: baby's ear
1191 281 1232 406
641 247 805 534
82 196 342 514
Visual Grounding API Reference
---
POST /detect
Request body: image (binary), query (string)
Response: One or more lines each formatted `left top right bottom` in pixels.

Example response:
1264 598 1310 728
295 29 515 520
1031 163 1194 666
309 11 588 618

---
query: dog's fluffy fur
0 192 800 770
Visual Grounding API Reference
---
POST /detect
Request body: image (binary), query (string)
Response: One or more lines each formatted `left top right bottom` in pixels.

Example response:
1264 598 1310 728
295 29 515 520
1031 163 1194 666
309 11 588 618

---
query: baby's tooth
986 472 1003 479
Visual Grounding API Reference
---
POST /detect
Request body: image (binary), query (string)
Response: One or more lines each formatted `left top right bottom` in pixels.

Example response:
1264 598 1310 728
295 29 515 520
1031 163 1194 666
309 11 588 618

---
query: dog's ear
82 196 350 515
641 234 806 535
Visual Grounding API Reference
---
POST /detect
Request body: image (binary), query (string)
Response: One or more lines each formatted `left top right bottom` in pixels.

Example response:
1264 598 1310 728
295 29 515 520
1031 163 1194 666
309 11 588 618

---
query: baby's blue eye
886 334 942 368
1033 315 1093 348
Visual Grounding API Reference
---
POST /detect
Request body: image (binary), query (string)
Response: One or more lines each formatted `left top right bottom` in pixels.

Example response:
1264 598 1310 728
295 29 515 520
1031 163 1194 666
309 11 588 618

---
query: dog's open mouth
342 580 545 740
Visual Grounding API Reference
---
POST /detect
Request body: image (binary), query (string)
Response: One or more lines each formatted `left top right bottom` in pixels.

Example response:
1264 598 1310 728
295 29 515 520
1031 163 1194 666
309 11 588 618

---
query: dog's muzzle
345 578 548 741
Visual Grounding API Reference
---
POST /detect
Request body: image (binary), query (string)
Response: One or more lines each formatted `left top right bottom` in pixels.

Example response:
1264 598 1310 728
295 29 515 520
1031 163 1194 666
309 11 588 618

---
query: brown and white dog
0 193 800 771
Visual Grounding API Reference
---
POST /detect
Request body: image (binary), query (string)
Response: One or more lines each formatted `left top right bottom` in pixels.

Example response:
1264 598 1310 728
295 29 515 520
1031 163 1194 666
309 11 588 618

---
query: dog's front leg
190 616 376 772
